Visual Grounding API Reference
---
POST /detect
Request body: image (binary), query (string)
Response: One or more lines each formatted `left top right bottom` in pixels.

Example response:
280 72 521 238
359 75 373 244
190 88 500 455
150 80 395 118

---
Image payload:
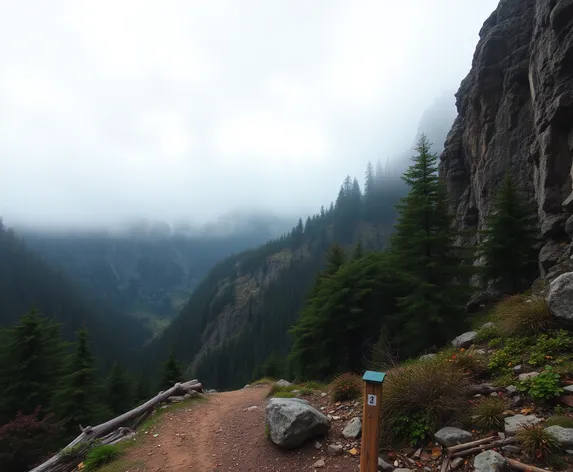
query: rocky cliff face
440 0 573 279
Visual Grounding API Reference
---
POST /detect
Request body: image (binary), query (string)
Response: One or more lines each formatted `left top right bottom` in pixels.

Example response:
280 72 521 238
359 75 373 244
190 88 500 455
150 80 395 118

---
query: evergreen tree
364 162 375 198
104 363 134 416
51 327 109 429
160 352 183 389
0 309 66 424
389 134 470 357
353 241 364 260
479 174 539 293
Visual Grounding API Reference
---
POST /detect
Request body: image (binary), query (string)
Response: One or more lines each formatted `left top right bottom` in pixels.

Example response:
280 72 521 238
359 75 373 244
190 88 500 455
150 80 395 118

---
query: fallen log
450 437 517 458
467 384 506 395
447 436 497 454
507 458 550 472
29 381 201 472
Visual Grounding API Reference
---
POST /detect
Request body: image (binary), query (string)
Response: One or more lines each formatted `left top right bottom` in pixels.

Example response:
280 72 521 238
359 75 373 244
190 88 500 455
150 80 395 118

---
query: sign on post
360 370 386 472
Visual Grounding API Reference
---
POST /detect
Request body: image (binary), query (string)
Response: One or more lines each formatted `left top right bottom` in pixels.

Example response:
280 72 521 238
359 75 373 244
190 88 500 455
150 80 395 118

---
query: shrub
331 373 362 402
272 391 295 398
0 407 62 472
528 330 573 366
488 337 528 373
444 349 489 379
84 444 121 471
474 325 499 342
469 396 508 430
299 387 313 396
517 366 563 401
266 383 297 397
304 381 324 390
516 424 561 465
492 296 553 337
381 360 470 444
545 415 573 428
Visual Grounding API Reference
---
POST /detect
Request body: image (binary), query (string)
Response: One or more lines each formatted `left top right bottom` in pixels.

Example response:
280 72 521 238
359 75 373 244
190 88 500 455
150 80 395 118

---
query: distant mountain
0 221 150 366
20 214 292 337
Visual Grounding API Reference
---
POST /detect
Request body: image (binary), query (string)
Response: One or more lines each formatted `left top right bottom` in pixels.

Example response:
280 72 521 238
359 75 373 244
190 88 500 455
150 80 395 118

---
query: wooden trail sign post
360 370 386 472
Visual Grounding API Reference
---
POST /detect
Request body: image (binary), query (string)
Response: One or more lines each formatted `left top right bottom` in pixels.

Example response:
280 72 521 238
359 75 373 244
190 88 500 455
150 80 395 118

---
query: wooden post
360 370 385 472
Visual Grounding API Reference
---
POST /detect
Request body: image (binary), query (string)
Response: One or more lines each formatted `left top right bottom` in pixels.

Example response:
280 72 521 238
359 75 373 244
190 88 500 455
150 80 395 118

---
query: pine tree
479 174 539 293
353 241 364 260
364 162 375 198
0 309 66 424
160 352 184 390
104 362 134 416
51 327 109 429
389 134 470 357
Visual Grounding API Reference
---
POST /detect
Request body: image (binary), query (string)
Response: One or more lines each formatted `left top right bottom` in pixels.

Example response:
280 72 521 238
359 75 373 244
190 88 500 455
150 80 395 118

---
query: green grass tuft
492 296 553 337
469 396 508 431
84 445 121 471
545 415 573 428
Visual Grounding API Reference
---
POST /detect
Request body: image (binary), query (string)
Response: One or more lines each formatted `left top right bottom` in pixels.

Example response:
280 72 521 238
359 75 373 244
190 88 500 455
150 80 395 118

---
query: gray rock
506 385 518 394
540 240 564 275
450 457 464 470
434 427 473 446
565 215 573 240
451 331 478 349
327 444 343 456
377 457 393 471
473 450 506 472
419 353 437 361
548 272 573 321
243 384 250 388
342 417 362 439
314 441 322 449
312 459 325 468
545 425 573 447
512 364 523 374
265 397 330 449
275 379 292 387
504 414 542 435
204 389 217 394
480 322 495 330
566 449 573 455
466 291 501 313
563 385 573 393
518 372 539 381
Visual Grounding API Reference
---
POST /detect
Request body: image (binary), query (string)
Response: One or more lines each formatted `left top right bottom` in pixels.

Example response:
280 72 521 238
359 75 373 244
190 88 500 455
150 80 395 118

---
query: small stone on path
342 417 362 439
327 444 343 456
312 458 325 468
378 456 393 470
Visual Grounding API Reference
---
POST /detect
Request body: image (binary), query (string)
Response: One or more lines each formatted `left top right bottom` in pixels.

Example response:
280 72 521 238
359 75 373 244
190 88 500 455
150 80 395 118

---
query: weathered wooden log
447 436 497 454
466 384 506 395
450 437 517 458
29 381 200 472
507 458 550 472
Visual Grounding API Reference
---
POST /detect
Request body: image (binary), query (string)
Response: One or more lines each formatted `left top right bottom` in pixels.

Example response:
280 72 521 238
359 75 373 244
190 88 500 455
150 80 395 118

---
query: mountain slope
144 169 406 389
0 221 150 365
21 215 290 337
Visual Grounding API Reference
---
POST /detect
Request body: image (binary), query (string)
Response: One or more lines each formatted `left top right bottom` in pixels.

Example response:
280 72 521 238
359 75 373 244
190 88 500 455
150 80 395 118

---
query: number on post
367 394 377 406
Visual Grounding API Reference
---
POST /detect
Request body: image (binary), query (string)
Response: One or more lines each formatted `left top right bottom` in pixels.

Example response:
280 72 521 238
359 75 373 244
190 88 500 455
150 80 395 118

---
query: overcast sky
0 0 499 230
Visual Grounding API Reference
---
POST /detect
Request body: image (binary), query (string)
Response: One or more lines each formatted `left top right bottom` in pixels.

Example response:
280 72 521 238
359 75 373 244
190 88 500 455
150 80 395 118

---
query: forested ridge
143 162 407 389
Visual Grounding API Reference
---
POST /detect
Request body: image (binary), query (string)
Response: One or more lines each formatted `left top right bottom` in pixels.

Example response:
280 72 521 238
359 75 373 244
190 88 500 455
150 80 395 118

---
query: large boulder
504 414 542 435
473 450 506 472
266 398 330 449
545 426 573 447
434 427 472 447
548 272 573 321
451 331 478 349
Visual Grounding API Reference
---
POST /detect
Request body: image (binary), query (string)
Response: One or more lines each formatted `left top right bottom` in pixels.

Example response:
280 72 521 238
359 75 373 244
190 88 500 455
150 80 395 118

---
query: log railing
29 380 203 472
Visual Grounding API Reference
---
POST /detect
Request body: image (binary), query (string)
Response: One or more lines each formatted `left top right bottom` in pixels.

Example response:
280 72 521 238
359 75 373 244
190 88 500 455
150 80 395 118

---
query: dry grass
492 295 553 337
381 359 470 440
469 396 508 431
516 423 561 465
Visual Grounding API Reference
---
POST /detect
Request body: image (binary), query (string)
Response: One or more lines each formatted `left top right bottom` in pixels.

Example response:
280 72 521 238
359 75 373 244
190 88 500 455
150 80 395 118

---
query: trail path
119 385 359 472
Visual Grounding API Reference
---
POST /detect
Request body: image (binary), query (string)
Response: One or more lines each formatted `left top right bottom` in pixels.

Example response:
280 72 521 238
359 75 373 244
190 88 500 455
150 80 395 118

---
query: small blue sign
362 370 386 384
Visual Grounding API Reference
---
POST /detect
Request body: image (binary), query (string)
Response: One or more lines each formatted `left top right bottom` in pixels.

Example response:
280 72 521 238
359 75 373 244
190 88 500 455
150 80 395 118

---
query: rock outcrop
440 0 573 280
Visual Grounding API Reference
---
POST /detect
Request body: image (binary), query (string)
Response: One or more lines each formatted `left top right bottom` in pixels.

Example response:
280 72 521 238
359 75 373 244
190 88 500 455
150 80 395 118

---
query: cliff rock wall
440 0 573 278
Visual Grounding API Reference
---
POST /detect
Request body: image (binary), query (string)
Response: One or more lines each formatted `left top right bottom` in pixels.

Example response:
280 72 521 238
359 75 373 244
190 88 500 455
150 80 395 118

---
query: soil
118 384 361 472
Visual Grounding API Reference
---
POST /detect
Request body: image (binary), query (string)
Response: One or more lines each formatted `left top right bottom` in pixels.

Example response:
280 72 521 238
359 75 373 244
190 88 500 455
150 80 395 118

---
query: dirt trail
120 384 359 472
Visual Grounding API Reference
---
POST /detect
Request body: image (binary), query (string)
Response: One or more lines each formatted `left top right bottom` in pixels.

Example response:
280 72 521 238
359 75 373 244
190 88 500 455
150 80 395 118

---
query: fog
0 0 499 231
